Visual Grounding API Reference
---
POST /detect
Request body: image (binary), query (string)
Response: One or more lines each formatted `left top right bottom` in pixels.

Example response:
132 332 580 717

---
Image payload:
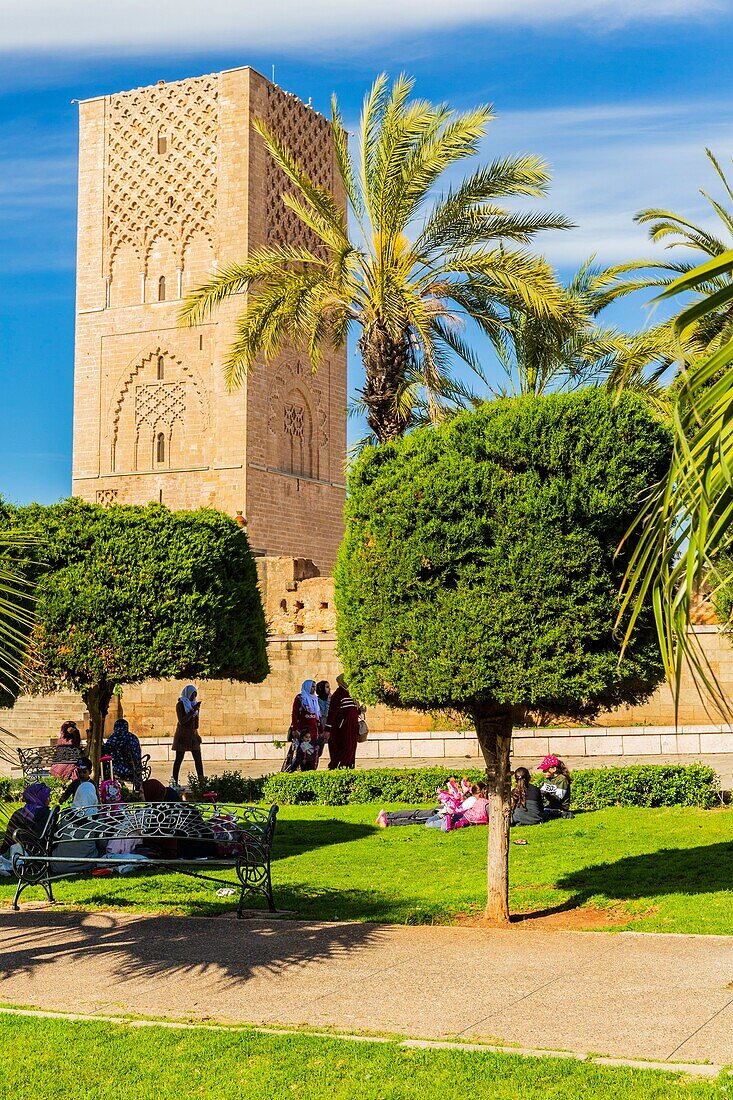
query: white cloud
0 0 722 52
485 99 733 268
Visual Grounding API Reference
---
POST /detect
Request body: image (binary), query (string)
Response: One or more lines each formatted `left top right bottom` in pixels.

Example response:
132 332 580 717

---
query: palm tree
618 251 733 716
392 260 677 429
0 532 36 703
610 149 733 357
180 74 571 443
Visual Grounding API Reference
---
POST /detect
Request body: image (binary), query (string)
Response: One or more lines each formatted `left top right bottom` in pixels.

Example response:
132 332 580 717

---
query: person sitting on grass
510 767 545 827
537 755 574 819
102 718 143 784
376 778 488 831
0 783 53 875
445 781 489 830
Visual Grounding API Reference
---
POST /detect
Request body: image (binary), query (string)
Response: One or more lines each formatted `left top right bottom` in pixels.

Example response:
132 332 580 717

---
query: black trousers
172 747 204 783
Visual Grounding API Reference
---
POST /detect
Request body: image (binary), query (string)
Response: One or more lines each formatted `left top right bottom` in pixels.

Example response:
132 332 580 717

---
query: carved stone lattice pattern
95 489 119 506
268 359 328 450
266 86 334 252
283 403 305 438
105 75 218 273
111 349 210 450
135 382 187 429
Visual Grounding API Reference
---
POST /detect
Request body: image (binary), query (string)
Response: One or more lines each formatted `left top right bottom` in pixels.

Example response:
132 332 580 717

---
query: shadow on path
0 907 385 989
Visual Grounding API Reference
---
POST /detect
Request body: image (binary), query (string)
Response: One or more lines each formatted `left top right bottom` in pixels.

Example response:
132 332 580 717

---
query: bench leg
43 880 55 905
266 866 275 913
11 880 23 912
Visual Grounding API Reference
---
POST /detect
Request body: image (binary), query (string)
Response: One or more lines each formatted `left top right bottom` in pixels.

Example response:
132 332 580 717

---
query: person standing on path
288 679 324 771
171 685 205 788
315 680 331 729
326 674 360 769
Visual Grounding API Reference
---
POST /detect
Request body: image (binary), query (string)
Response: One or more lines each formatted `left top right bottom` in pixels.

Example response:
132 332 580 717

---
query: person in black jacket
510 767 545 827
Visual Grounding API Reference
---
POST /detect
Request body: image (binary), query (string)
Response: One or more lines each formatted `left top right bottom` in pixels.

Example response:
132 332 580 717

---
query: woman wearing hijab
171 684 204 789
49 721 83 779
289 679 324 771
315 681 331 728
102 718 143 782
0 783 53 874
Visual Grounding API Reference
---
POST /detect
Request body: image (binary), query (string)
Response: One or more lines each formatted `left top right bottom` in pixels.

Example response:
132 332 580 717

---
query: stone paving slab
1 912 733 1065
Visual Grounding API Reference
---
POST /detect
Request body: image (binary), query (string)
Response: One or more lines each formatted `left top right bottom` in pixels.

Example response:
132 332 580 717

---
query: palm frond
0 533 37 702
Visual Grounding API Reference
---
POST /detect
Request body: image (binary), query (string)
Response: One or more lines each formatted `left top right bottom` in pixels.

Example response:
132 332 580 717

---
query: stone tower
72 67 347 569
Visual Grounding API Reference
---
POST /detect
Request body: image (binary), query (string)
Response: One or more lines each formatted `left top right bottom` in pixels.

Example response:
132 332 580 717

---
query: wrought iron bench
8 800 278 919
17 746 80 781
17 745 151 790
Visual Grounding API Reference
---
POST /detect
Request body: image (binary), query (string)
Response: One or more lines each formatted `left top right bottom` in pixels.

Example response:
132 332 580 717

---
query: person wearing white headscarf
171 684 204 788
288 679 325 771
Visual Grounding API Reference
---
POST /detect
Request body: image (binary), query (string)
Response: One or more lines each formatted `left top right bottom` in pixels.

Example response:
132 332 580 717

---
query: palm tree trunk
471 703 513 924
358 321 412 442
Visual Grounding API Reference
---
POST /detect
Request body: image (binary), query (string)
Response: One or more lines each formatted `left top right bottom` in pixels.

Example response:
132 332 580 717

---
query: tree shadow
272 816 377 861
0 901 388 990
555 841 733 910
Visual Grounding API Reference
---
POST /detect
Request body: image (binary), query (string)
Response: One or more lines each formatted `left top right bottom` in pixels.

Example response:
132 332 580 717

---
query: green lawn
2 803 733 932
0 1014 726 1099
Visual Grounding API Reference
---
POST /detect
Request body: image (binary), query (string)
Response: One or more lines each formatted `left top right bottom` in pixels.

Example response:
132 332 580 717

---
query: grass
0 1014 728 1099
1 803 733 932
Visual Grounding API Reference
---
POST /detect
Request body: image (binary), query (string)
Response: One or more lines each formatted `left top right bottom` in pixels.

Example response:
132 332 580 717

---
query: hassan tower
71 67 347 570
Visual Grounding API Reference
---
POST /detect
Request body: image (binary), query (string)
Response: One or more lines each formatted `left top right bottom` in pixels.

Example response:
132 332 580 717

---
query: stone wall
3 557 733 777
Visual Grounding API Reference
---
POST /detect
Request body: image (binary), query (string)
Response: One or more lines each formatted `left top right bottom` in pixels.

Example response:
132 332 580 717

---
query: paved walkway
1 911 732 1066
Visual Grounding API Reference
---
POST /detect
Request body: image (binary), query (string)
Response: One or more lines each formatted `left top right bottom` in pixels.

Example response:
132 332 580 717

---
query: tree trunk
472 704 514 925
358 320 412 443
83 682 113 781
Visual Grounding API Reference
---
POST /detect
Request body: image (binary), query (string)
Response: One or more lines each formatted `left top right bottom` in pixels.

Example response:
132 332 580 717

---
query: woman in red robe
326 675 360 769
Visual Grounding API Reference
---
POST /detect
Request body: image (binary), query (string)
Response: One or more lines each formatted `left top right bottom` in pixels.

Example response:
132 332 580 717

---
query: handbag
357 718 369 744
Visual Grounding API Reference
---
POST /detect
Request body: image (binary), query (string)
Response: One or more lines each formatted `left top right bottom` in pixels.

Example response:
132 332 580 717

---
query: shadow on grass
272 817 377 861
554 841 733 912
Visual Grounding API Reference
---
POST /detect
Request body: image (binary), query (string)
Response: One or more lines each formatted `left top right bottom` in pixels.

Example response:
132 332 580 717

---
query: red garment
326 687 359 769
290 696 323 771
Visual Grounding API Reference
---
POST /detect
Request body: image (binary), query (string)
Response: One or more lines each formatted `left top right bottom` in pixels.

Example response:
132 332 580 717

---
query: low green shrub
187 763 721 810
570 764 720 810
187 770 265 803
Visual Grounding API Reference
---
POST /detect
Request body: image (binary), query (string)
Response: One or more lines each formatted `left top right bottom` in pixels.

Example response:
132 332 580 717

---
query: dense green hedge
2 763 719 810
187 763 721 810
570 764 720 810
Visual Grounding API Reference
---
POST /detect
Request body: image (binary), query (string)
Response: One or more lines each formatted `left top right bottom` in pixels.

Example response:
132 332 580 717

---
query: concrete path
1 910 733 1065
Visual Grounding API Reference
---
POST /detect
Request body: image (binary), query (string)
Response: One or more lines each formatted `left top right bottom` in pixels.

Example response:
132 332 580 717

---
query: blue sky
1 0 733 503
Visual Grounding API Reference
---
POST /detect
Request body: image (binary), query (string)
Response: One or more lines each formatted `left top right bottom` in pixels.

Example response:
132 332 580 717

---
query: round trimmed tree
0 500 269 771
335 389 671 923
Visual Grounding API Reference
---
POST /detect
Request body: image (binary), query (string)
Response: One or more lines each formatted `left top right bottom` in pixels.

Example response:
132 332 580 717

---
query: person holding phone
171 684 204 788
